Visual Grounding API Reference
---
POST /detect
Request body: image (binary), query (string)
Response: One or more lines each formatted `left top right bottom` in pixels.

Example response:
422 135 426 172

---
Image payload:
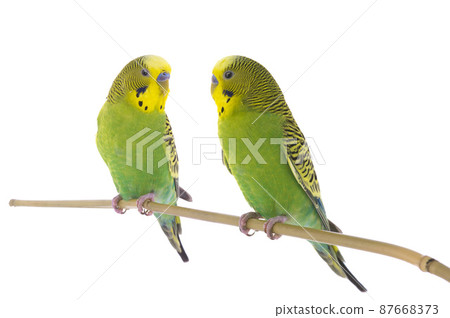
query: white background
1 0 449 317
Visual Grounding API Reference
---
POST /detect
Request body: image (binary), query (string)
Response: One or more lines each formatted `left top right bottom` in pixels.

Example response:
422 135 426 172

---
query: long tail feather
158 214 189 262
312 242 366 292
337 257 367 292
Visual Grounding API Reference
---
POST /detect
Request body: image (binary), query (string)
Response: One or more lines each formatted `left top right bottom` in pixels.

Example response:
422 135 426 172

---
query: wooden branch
9 198 450 283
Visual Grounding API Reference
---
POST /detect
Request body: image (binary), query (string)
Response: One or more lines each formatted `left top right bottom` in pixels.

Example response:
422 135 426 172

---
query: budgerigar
97 55 191 262
210 55 366 291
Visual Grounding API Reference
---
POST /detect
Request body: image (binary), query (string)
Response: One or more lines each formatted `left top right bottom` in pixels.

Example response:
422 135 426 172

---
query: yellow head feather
108 55 171 114
211 55 285 119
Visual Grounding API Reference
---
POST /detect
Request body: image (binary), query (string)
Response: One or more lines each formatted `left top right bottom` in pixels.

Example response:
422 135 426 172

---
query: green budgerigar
97 55 191 262
211 55 366 291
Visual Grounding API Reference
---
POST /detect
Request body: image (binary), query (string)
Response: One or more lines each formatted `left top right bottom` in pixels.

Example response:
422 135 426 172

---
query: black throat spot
136 86 148 98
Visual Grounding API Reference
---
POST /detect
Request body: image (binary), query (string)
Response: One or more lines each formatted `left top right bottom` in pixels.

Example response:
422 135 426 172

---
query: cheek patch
136 86 148 98
223 89 234 98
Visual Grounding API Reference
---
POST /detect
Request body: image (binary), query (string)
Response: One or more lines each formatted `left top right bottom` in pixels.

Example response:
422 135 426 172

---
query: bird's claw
140 208 152 216
112 195 127 214
137 193 155 216
239 212 262 236
263 216 288 240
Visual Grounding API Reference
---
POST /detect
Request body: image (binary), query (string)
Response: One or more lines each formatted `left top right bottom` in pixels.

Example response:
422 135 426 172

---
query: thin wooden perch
9 198 450 283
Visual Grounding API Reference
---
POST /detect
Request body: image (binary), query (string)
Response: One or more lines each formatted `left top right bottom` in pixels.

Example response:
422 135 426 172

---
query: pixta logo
192 137 326 165
126 128 168 174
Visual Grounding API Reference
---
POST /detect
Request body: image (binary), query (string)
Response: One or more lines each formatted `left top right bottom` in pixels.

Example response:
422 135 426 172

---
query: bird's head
211 55 283 118
107 55 171 113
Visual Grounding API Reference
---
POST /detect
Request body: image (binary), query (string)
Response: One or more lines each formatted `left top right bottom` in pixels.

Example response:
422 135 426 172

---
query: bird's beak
157 72 170 82
211 74 219 96
211 74 219 85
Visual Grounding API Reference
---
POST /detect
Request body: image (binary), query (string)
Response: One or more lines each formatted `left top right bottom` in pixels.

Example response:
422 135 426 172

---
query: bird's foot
263 216 288 240
112 195 127 214
137 193 155 216
239 212 262 236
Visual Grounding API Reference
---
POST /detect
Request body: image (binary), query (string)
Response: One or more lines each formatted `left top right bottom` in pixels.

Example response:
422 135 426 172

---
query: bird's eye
157 71 170 82
224 70 234 79
141 69 150 77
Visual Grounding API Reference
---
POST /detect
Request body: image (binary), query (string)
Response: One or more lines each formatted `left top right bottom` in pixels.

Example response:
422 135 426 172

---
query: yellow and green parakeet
210 55 366 291
97 55 191 262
